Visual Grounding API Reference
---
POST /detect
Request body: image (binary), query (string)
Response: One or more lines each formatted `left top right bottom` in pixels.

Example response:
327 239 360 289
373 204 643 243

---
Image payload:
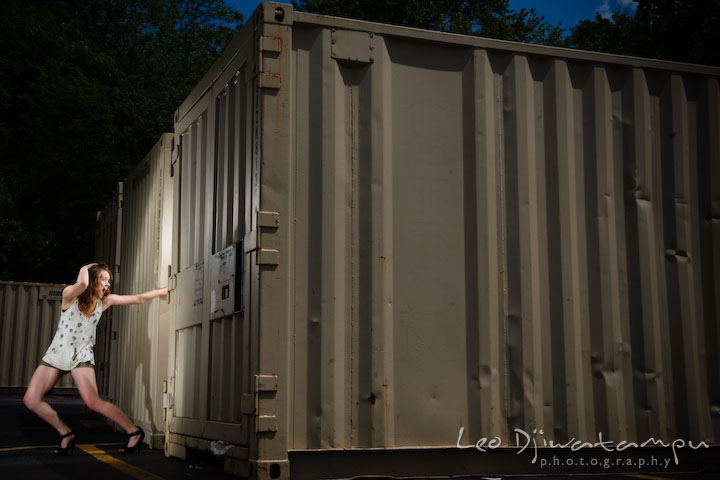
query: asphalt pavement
0 392 234 479
1 392 717 480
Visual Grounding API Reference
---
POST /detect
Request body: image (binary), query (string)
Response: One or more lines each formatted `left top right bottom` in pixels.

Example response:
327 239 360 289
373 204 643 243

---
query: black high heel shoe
119 426 145 454
54 431 76 455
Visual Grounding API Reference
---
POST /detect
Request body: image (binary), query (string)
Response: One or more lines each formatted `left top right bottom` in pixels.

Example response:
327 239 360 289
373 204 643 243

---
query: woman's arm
102 287 168 311
62 263 96 307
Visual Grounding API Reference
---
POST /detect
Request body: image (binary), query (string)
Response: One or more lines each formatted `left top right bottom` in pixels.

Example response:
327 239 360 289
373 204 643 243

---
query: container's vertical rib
299 28 323 448
704 77 720 441
371 35 394 448
226 84 237 249
316 27 349 448
539 59 567 442
668 73 692 440
626 67 650 441
603 67 637 441
637 70 673 440
357 57 373 449
173 135 181 274
200 114 210 265
511 54 552 436
462 48 480 443
12 287 26 386
556 59 591 442
291 27 312 448
233 73 246 243
513 53 534 434
657 72 684 439
472 49 505 440
189 122 198 266
594 65 624 441
179 133 188 270
500 52 524 437
200 92 215 423
348 62 360 448
214 91 226 253
678 74 712 441
584 68 605 437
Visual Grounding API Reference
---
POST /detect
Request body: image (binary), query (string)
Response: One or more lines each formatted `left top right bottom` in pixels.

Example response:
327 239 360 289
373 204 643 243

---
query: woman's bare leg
71 367 142 448
23 365 75 449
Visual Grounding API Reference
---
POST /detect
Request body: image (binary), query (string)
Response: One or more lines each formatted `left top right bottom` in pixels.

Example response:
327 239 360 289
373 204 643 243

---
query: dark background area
1 0 717 283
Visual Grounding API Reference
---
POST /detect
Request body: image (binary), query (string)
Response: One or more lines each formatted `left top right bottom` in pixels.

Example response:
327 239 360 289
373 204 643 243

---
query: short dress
42 298 102 371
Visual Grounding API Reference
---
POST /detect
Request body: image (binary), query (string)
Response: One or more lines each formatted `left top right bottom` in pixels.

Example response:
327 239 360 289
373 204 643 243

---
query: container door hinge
247 375 279 432
257 210 280 228
244 211 280 265
255 374 278 392
257 249 279 265
257 415 278 432
259 35 282 90
260 36 281 53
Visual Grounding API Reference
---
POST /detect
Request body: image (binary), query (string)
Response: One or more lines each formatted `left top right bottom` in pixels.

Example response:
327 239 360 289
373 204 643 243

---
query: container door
166 68 255 450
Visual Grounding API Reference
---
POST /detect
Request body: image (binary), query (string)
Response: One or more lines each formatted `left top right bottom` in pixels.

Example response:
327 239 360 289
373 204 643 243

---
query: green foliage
569 0 720 66
292 0 568 45
0 0 241 282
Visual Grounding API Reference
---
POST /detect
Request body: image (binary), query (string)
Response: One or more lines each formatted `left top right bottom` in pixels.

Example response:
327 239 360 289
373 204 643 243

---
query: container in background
0 282 72 391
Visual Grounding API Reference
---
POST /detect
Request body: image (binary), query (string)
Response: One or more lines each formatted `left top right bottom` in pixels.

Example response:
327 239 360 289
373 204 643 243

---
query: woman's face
95 269 111 297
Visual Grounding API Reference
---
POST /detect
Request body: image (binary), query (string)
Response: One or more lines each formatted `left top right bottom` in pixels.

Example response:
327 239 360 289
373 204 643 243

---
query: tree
0 0 242 282
569 0 720 66
292 0 568 45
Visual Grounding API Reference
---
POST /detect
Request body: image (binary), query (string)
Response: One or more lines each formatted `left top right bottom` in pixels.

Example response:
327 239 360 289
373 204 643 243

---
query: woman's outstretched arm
102 287 168 311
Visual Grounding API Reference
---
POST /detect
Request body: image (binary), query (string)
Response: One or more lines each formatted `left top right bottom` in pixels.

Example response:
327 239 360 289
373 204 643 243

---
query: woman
23 262 168 455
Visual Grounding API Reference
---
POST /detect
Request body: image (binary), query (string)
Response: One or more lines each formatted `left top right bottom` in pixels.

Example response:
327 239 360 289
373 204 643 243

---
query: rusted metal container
0 282 72 390
160 2 720 479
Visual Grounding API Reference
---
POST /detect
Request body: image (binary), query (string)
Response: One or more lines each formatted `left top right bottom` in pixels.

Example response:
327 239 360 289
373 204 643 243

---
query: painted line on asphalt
78 444 164 480
0 442 121 452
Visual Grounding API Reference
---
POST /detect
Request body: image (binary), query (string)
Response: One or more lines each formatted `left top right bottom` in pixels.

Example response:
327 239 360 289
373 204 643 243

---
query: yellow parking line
626 474 670 480
0 442 121 452
78 444 164 480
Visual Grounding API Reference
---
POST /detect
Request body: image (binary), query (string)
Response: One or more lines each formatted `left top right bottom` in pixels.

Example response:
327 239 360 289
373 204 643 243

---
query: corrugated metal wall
160 4 719 477
0 282 72 389
111 134 174 448
288 19 720 449
94 183 123 399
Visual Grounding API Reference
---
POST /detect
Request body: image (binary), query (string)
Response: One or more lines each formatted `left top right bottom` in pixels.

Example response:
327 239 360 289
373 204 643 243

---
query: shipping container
94 182 123 399
94 134 174 448
159 2 720 479
0 282 73 391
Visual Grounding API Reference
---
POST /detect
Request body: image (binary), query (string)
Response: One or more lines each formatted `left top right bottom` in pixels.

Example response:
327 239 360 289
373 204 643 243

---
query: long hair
78 263 112 315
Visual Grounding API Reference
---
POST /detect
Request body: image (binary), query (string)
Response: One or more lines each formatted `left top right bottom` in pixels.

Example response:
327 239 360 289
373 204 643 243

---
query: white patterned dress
42 299 102 370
